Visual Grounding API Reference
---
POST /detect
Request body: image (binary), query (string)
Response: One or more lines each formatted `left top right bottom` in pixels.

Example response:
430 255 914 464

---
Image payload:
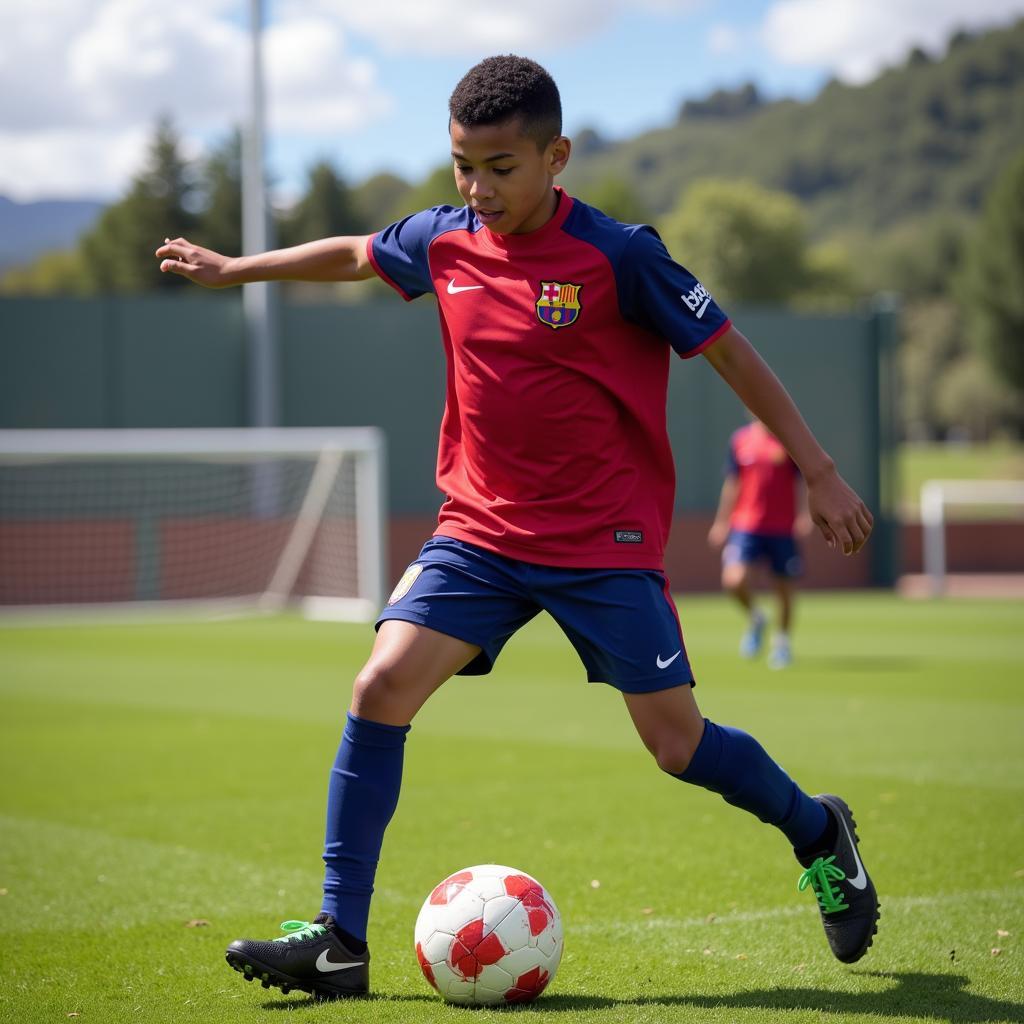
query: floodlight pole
242 0 278 429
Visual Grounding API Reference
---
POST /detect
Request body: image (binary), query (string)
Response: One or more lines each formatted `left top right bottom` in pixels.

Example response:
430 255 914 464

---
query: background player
155 55 878 1000
708 417 813 669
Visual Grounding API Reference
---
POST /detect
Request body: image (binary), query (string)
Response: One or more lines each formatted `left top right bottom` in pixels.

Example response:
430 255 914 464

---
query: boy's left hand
806 467 873 555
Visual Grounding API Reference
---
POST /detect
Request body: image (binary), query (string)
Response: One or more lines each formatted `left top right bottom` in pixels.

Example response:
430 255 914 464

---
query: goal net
0 428 387 622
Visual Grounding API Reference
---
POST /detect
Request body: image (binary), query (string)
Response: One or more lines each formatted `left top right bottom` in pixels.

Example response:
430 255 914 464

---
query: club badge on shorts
388 563 423 605
536 281 582 329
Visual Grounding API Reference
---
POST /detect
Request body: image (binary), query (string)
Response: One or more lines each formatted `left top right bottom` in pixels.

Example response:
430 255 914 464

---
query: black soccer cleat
225 914 369 999
797 794 880 964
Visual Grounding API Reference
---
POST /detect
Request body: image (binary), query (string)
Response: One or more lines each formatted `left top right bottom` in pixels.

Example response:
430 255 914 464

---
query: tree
0 249 89 295
352 172 411 232
935 351 1021 439
195 130 243 257
793 241 862 310
898 299 969 440
679 82 763 121
962 148 1024 393
278 161 365 249
578 177 650 224
572 127 609 157
78 115 196 292
658 179 807 304
387 164 462 222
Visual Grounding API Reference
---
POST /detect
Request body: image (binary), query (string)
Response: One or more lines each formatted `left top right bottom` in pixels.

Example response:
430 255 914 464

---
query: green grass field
1 594 1022 1024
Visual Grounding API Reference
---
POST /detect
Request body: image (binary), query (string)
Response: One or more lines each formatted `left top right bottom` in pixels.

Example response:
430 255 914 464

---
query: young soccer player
708 418 813 669
156 55 879 1000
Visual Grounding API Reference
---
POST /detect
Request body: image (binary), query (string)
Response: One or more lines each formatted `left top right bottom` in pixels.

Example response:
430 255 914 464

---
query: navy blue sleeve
369 206 465 300
617 226 730 357
724 438 739 477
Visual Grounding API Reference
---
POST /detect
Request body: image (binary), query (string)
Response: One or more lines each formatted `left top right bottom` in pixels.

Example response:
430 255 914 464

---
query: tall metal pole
242 0 277 429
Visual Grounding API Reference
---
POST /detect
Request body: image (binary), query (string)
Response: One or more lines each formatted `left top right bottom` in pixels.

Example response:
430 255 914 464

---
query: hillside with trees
563 19 1024 236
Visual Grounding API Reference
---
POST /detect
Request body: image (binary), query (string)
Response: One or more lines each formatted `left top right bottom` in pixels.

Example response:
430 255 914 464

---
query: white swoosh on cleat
837 813 868 890
315 950 363 973
656 651 681 669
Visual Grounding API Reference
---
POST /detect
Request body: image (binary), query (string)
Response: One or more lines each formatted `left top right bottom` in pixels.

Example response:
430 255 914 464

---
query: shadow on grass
263 972 1024 1021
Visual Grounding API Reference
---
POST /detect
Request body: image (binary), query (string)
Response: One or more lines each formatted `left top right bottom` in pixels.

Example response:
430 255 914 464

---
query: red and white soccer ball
414 864 563 1006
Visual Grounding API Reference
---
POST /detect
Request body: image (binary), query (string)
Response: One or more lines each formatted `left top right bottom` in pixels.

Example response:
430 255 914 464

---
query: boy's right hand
155 238 237 288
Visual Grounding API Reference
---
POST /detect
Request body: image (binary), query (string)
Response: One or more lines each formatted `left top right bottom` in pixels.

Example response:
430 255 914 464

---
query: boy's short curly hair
449 55 562 149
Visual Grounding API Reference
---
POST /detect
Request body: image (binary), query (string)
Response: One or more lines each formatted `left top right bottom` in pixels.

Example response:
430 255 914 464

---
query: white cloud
266 17 392 135
0 0 391 199
762 0 1024 83
707 23 742 56
0 128 150 202
302 0 703 55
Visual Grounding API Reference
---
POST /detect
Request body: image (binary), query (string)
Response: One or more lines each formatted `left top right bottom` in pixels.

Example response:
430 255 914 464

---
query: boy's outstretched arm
703 326 873 555
154 236 376 288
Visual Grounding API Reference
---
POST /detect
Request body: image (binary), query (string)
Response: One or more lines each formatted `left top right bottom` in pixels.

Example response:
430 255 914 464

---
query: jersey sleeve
617 226 731 357
367 207 449 301
724 436 740 477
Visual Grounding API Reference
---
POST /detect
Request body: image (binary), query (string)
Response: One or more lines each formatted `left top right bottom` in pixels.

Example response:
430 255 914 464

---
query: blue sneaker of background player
739 609 766 658
768 634 792 670
797 794 880 963
226 914 369 999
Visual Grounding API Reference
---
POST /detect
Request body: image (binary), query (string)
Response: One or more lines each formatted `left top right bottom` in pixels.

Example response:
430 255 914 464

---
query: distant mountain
562 18 1024 238
0 196 105 269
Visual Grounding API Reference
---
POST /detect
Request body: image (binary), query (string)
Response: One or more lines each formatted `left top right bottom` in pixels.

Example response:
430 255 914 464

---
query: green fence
0 294 899 580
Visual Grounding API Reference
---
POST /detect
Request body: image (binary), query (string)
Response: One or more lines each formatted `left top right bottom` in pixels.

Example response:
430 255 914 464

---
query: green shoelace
797 855 849 914
273 920 327 943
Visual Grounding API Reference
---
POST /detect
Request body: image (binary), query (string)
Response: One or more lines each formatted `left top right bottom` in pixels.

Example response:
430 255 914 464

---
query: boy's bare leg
723 561 765 658
352 620 481 725
721 560 755 613
770 578 795 669
773 577 795 634
621 684 706 775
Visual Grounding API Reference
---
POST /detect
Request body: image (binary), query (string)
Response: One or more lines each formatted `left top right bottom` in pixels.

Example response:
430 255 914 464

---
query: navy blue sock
321 712 410 943
674 718 827 849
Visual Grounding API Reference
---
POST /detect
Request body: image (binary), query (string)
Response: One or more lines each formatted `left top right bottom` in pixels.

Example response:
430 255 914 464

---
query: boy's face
449 117 570 235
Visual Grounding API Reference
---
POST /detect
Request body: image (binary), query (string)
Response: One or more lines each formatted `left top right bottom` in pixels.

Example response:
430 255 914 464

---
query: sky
1 0 1023 204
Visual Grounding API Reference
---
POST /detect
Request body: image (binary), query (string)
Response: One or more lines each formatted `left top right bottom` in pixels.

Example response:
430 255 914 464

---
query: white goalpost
0 428 387 623
920 478 1024 597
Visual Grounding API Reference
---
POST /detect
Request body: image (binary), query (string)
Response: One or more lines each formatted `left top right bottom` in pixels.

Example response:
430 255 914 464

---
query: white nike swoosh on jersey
447 279 484 294
315 950 363 973
837 812 868 889
695 295 711 319
656 651 682 669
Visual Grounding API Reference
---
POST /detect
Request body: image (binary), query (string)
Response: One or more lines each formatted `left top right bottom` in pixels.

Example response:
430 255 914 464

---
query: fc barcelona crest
536 281 582 329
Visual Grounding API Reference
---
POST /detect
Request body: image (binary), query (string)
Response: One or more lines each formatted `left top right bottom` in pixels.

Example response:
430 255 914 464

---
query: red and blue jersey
726 423 800 537
367 186 731 570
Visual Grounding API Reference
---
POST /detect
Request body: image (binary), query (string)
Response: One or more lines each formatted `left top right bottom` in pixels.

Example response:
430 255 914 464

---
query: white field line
572 887 1023 936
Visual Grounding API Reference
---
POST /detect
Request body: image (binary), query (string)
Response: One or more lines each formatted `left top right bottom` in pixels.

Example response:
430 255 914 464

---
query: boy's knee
650 734 700 776
722 565 747 592
352 662 406 716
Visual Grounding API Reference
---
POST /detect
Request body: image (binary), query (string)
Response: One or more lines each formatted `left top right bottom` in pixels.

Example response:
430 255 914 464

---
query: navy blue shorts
377 537 694 693
722 530 803 578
